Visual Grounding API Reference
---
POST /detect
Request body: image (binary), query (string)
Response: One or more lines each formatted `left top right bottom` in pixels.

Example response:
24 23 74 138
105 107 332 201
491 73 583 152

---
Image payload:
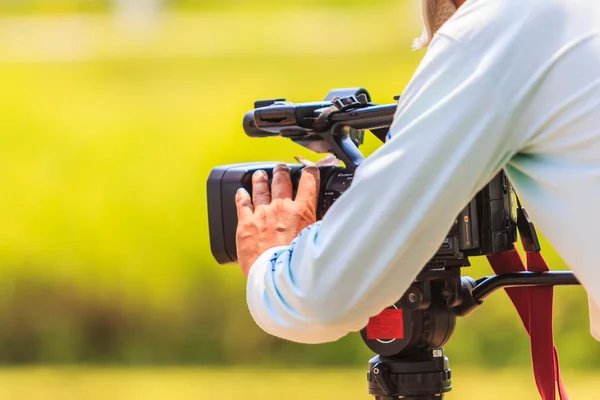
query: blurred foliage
0 0 399 15
0 0 107 14
0 1 597 374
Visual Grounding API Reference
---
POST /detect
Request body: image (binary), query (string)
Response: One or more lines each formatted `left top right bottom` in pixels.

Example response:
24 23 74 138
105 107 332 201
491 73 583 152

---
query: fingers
296 166 320 207
236 188 254 219
271 164 293 200
252 170 271 207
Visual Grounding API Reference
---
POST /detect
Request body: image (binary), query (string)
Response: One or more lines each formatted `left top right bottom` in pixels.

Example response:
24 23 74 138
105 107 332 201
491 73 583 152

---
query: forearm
244 144 486 345
246 230 362 344
245 34 517 344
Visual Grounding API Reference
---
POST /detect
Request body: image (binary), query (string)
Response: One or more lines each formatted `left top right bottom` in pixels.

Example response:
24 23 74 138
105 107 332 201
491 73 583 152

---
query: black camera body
207 88 518 267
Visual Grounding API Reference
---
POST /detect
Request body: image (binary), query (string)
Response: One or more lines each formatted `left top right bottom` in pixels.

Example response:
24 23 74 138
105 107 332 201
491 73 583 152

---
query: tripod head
361 267 579 399
364 269 459 399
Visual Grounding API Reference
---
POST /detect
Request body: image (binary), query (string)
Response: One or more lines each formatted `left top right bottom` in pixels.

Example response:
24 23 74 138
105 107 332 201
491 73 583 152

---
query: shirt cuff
246 246 290 334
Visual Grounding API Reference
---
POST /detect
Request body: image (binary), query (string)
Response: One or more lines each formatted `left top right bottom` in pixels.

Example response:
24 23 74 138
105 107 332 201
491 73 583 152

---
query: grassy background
0 1 598 398
0 368 596 400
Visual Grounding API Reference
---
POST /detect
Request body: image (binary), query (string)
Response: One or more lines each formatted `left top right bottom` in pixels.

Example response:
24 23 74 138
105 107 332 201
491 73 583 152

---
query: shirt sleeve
246 34 520 344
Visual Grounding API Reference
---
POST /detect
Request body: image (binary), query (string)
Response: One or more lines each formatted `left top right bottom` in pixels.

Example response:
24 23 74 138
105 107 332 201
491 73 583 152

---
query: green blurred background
0 0 597 399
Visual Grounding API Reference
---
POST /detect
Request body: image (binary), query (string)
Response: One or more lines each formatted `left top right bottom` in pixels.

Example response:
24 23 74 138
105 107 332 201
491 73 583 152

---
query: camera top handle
243 88 399 171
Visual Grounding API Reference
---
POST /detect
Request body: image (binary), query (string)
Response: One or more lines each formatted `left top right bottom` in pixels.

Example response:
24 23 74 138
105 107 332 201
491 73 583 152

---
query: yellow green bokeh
0 1 597 398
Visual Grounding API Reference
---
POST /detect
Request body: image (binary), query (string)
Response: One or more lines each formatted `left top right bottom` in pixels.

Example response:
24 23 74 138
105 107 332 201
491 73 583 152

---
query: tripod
361 268 580 399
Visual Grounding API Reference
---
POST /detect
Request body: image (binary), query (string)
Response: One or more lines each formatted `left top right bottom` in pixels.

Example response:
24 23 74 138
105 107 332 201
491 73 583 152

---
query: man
235 0 600 344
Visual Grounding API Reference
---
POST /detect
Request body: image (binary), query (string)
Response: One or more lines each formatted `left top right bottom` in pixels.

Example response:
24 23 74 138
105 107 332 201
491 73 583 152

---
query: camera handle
295 90 392 171
363 271 580 399
307 120 387 172
319 124 365 172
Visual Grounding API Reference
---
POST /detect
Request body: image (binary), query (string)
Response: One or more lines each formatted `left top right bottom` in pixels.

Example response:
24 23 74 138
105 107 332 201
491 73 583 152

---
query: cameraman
235 0 600 344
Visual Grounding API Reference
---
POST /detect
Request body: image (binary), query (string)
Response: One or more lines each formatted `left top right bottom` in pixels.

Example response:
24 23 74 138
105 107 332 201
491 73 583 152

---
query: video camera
208 88 518 268
206 88 579 399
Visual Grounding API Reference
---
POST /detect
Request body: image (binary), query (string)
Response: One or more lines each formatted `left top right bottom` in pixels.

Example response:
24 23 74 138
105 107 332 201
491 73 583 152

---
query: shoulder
437 0 541 47
434 0 582 55
418 0 577 107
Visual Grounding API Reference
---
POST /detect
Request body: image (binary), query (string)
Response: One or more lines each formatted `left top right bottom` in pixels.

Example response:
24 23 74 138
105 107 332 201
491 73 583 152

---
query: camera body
208 163 517 267
207 88 518 268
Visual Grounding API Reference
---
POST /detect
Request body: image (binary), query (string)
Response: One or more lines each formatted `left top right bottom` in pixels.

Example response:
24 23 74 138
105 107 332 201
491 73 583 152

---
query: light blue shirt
246 0 600 344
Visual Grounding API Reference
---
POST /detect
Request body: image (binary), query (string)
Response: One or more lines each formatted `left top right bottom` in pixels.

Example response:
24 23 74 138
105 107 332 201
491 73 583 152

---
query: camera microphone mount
245 87 397 171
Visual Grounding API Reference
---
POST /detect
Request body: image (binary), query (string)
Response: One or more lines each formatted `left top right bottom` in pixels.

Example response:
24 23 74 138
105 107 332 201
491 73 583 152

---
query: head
413 0 467 50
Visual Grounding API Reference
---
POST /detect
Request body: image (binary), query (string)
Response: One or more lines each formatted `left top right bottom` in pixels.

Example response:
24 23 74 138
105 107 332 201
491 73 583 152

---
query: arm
246 34 520 344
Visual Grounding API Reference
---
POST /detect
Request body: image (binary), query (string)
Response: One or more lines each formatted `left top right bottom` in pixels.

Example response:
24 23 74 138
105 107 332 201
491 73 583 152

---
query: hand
235 164 320 277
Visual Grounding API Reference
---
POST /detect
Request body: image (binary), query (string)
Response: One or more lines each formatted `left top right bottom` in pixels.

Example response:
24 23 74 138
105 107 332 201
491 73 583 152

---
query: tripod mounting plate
368 352 452 400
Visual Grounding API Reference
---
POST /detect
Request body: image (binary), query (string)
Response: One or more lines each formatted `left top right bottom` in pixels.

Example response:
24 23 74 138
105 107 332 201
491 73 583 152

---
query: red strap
487 250 568 400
